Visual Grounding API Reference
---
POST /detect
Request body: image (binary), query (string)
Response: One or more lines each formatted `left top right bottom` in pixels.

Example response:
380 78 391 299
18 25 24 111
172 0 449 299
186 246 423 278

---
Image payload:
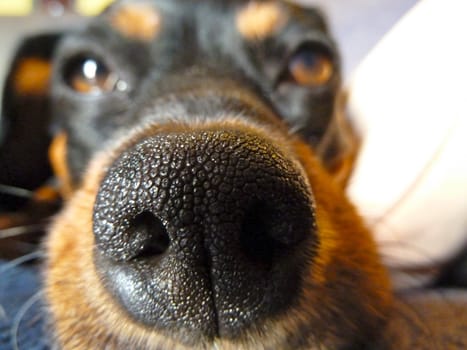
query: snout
92 128 316 341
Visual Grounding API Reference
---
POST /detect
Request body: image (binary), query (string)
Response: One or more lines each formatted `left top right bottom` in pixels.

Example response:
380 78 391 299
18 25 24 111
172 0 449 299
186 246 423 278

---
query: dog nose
93 129 315 339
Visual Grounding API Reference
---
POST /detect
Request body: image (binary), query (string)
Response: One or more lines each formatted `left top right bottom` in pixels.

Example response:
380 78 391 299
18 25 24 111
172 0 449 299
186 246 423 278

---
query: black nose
93 129 316 341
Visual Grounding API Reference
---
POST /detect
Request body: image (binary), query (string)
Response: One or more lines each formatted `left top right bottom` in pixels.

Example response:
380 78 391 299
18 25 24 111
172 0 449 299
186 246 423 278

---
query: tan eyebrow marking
109 2 161 41
236 1 288 41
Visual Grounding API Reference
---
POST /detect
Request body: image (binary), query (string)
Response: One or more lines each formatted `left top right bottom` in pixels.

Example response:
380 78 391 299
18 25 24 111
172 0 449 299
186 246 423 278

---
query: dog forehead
101 0 229 37
95 0 324 44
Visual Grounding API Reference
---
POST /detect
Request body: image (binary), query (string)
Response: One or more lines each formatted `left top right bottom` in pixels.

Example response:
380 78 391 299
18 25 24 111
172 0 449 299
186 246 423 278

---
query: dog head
1 0 392 349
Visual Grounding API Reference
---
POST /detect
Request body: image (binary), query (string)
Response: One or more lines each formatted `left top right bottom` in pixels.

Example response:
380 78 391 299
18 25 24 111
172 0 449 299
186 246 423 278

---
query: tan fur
33 185 61 202
48 132 73 198
12 58 51 96
45 118 391 349
235 1 288 41
109 2 161 41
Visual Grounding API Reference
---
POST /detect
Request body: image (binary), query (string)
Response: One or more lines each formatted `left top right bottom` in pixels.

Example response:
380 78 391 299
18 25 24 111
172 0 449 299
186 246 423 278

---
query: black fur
49 0 339 184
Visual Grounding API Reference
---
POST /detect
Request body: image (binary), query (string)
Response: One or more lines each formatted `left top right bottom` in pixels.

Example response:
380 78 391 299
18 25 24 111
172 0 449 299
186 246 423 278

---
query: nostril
127 211 170 260
240 201 285 266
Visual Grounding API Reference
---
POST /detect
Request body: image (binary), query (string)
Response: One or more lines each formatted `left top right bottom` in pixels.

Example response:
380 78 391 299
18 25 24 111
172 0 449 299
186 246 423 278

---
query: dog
1 1 466 349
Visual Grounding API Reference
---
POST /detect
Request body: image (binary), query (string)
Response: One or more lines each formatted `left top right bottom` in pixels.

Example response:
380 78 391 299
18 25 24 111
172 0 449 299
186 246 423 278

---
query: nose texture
93 129 316 340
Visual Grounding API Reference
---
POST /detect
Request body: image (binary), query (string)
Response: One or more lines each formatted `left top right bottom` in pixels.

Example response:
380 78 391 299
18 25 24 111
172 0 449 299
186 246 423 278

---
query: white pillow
348 0 467 275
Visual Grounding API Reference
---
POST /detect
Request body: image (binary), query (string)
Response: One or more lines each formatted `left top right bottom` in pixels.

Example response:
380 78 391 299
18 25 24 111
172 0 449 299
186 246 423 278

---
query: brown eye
63 55 120 95
287 46 334 87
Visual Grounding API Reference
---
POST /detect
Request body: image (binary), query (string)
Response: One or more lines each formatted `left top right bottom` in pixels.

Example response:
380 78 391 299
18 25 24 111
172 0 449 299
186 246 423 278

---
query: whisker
0 303 6 321
369 217 446 266
377 237 445 267
0 224 47 240
10 291 43 350
0 184 34 199
287 124 303 136
0 251 45 276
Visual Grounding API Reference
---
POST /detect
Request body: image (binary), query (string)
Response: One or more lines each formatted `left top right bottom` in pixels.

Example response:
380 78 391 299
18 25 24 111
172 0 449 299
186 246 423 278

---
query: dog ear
0 33 62 211
315 92 360 188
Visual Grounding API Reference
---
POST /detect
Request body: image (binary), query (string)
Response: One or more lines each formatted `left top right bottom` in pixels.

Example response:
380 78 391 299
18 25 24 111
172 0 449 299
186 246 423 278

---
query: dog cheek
45 196 96 347
45 153 110 347
288 140 393 345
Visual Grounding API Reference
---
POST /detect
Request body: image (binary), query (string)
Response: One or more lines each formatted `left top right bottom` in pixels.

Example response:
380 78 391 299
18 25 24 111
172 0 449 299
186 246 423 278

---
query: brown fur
32 185 61 203
48 132 73 198
235 1 288 41
45 118 391 349
109 2 162 41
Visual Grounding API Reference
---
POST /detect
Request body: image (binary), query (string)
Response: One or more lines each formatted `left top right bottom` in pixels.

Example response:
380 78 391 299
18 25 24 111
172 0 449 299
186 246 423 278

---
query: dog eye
286 45 334 87
63 56 120 95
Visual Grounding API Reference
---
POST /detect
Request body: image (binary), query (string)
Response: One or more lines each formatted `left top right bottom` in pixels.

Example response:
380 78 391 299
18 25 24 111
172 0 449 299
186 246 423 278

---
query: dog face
50 0 342 186
2 0 393 349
